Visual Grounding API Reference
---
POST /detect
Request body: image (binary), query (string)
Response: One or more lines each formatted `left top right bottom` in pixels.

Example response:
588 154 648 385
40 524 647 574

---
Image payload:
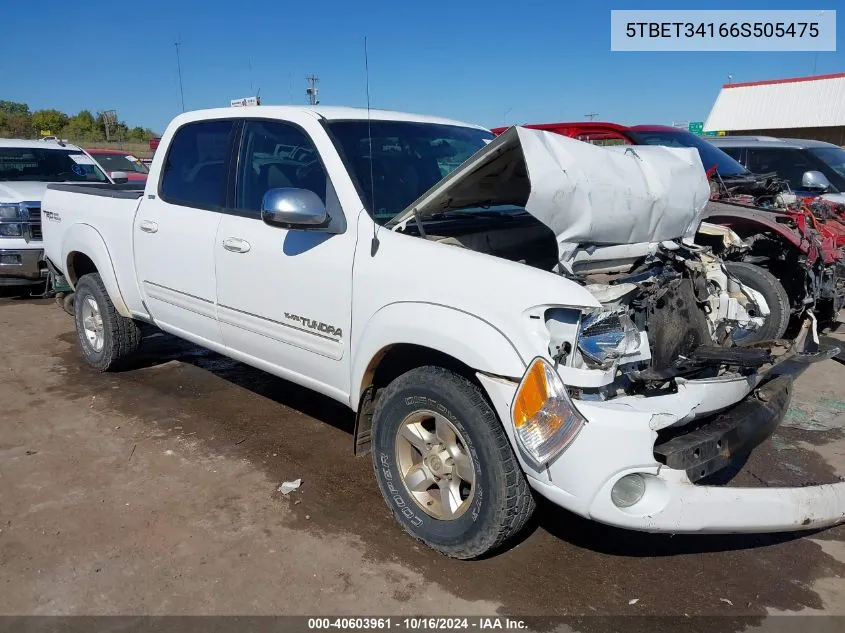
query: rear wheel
725 261 790 344
73 273 141 371
56 292 75 316
370 366 535 559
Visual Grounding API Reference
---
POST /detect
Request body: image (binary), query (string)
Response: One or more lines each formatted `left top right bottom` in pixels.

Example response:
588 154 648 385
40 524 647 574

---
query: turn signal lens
511 357 586 467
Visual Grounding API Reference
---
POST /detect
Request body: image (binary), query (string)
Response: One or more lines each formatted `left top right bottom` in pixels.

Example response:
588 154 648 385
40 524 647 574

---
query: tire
371 366 535 559
724 261 790 343
58 292 75 316
73 273 141 371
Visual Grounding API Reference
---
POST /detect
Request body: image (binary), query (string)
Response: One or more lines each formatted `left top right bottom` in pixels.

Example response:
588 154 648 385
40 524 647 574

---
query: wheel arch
62 224 131 317
350 302 527 456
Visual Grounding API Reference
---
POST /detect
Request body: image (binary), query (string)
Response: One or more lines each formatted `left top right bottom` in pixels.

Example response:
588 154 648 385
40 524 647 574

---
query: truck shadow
134 327 356 434
128 327 826 559
527 497 813 558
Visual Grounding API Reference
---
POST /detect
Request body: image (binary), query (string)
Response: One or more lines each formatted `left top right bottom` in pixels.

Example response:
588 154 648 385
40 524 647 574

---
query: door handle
222 237 251 253
139 220 158 233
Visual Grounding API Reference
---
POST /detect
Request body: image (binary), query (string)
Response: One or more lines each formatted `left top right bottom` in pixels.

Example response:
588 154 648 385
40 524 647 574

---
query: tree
31 109 68 136
60 110 102 142
0 113 33 138
0 103 157 141
0 101 30 116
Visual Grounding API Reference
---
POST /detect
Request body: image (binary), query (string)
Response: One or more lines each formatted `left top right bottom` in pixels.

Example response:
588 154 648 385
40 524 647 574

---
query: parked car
492 122 844 330
491 122 750 179
0 139 113 288
709 136 845 204
42 106 840 559
86 148 149 184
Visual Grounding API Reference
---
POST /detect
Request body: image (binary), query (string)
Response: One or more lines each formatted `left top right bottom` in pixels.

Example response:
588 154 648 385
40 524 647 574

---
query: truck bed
42 183 147 317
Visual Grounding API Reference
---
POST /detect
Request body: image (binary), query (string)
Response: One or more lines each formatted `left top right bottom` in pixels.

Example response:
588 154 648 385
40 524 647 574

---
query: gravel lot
2 294 845 630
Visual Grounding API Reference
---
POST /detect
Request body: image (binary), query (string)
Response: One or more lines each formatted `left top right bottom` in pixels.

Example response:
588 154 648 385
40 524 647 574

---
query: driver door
214 117 356 399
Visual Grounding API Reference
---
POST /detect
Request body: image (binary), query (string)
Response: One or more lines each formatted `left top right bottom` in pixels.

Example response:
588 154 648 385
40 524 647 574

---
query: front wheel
370 366 535 559
74 273 141 371
725 261 791 344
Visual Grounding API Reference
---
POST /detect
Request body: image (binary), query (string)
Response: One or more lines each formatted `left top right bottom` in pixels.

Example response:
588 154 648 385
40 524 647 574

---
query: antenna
174 39 185 112
365 36 379 255
584 112 599 121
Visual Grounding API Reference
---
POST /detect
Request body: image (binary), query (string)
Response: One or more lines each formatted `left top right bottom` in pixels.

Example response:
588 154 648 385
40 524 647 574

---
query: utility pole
584 112 599 121
175 40 185 112
306 74 319 105
101 109 117 142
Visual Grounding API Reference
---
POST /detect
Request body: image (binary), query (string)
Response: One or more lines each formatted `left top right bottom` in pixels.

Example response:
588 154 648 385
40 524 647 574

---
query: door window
744 148 815 190
159 119 236 209
235 120 329 215
718 146 744 164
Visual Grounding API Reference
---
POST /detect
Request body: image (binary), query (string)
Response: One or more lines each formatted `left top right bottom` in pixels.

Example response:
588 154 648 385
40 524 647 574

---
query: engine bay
416 213 774 393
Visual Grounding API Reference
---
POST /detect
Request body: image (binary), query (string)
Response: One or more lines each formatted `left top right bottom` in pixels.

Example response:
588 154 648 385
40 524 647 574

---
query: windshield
0 148 109 183
627 129 748 177
326 120 494 223
89 152 149 174
808 147 845 187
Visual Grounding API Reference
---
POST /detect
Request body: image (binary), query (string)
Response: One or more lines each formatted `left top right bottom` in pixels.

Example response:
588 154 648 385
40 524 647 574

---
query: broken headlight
577 310 641 368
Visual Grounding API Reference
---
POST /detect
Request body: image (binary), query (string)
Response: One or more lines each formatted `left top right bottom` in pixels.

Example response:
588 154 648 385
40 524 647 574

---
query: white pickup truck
0 139 113 287
42 106 845 559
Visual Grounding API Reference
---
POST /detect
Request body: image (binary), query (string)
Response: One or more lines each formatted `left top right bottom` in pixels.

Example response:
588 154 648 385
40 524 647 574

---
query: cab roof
0 138 82 151
169 105 487 131
709 136 841 149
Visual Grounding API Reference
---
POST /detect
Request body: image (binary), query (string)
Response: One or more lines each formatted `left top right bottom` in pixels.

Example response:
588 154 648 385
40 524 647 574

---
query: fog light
0 223 23 237
611 473 646 508
0 253 21 265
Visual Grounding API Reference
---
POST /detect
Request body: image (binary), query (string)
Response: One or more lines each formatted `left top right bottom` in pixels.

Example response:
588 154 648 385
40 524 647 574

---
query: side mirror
110 171 129 184
802 170 830 192
261 188 327 229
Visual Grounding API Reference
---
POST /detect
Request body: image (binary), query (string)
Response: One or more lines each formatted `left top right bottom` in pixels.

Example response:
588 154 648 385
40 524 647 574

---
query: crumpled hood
387 127 711 259
0 181 48 203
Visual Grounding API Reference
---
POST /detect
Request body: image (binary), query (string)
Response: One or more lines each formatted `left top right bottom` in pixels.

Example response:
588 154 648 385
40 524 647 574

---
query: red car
85 148 149 183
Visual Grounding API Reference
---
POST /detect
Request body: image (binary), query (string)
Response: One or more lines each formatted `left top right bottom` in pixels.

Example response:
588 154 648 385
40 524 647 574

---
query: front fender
350 301 527 406
62 223 131 317
703 202 805 252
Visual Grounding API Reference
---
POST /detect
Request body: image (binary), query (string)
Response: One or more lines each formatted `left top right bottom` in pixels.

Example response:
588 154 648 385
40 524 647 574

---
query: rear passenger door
134 118 238 346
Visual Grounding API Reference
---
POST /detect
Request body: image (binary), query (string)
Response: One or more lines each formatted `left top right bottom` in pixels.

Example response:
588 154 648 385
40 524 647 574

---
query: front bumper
477 340 845 534
653 375 791 482
0 248 46 286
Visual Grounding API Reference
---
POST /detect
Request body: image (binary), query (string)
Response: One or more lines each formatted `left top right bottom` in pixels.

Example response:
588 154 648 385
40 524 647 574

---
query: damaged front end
391 125 845 533
557 242 775 396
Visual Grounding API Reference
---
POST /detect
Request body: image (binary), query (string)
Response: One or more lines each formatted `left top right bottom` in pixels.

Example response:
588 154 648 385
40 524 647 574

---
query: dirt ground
2 294 845 630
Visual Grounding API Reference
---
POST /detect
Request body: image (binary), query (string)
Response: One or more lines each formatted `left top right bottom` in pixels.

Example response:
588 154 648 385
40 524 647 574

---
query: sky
2 0 842 134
